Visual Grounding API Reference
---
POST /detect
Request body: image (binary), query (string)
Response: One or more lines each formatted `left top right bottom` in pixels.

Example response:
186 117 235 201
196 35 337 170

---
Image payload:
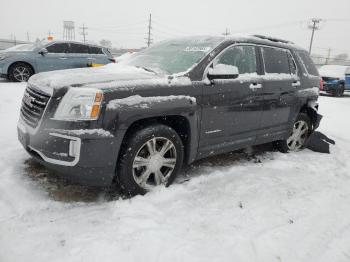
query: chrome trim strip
28 133 81 167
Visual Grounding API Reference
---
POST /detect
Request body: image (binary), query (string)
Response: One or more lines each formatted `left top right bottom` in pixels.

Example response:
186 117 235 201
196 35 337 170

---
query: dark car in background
17 35 322 196
0 41 115 82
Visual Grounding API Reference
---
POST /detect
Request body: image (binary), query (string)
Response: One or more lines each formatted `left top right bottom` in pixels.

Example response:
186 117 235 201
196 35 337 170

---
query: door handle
292 80 301 87
59 57 68 60
249 83 262 90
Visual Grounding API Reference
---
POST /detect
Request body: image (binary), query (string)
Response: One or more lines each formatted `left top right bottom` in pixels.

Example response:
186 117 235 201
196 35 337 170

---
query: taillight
109 58 116 63
319 79 324 90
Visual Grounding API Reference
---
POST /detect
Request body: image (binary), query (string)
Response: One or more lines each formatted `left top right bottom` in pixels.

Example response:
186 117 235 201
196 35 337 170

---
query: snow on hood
319 65 349 79
28 63 157 95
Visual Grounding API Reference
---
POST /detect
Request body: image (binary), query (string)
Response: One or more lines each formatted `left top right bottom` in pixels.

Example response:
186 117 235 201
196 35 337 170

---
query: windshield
6 43 37 51
123 37 223 75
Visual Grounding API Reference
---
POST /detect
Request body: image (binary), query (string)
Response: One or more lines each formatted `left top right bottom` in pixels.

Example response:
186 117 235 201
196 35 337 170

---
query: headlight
0 54 11 61
53 88 103 121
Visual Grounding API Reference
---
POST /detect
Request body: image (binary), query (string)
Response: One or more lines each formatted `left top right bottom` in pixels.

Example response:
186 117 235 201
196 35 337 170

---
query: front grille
20 86 51 128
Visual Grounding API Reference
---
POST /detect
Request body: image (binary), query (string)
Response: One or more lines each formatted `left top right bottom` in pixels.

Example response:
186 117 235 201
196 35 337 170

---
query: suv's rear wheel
275 113 311 153
117 124 184 196
8 62 34 82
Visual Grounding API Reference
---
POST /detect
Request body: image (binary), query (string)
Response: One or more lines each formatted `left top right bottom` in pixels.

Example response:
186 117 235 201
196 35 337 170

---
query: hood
28 63 160 95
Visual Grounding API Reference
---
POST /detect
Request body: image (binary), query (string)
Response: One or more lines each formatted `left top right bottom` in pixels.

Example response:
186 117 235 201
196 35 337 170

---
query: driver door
199 45 264 156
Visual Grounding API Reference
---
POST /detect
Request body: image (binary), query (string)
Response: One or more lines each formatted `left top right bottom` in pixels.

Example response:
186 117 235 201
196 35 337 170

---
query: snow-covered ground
1 81 350 262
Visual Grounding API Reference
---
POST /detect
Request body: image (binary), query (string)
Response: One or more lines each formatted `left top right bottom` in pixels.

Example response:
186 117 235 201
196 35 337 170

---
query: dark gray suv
17 35 322 196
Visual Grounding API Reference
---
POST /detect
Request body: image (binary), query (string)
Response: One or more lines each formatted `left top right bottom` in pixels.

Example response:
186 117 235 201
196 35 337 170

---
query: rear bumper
17 118 125 187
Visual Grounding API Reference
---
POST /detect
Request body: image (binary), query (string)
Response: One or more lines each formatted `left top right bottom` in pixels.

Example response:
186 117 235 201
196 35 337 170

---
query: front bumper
17 118 125 186
321 83 338 92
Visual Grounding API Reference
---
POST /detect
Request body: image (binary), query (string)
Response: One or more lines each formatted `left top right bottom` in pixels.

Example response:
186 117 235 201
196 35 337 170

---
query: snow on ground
0 81 350 262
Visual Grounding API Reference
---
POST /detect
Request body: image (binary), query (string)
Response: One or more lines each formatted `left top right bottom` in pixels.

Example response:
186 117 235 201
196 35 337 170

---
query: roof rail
253 35 294 44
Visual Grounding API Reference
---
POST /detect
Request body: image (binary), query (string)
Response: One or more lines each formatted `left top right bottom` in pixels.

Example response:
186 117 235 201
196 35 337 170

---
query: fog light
69 140 80 157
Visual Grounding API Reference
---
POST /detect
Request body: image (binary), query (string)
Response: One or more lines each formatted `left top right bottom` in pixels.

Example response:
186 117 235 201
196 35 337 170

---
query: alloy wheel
287 120 309 151
13 66 31 82
132 137 177 189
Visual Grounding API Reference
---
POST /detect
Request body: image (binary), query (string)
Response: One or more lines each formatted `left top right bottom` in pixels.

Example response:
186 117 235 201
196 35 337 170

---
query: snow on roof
319 65 350 79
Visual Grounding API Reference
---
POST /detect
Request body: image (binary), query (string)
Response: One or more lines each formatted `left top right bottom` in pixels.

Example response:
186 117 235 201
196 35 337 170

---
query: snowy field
1 80 350 262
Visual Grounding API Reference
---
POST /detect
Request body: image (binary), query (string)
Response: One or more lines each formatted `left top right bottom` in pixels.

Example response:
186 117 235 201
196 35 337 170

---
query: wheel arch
299 101 320 130
8 61 35 75
118 114 198 166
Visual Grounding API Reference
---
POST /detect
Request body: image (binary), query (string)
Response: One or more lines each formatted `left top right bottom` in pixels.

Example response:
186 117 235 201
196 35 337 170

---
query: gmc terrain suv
17 35 322 196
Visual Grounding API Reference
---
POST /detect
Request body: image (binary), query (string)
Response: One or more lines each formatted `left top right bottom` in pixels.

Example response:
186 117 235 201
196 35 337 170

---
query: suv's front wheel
275 113 311 153
117 124 184 196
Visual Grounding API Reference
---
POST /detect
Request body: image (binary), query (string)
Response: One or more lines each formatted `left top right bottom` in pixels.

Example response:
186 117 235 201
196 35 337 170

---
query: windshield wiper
136 66 158 74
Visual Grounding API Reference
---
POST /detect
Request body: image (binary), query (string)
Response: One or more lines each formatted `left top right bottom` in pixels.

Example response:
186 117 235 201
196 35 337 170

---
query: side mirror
208 64 239 80
38 48 48 56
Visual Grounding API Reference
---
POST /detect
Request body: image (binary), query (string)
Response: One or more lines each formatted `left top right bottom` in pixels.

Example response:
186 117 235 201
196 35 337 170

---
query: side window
297 51 319 76
46 43 69 53
262 47 290 74
89 46 103 54
69 43 89 54
215 45 257 74
288 53 297 75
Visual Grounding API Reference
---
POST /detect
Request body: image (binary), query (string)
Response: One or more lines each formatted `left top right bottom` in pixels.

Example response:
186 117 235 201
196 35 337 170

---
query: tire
331 84 345 97
338 83 345 97
117 124 184 196
8 62 34 82
275 113 311 153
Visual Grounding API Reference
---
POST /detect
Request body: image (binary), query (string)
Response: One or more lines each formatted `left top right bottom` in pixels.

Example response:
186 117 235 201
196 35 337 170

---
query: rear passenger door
89 46 110 65
258 46 299 139
67 43 90 68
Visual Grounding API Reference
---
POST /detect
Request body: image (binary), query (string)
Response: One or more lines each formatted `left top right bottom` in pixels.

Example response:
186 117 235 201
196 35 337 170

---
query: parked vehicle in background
17 35 322 196
346 67 350 91
319 65 350 96
0 41 115 82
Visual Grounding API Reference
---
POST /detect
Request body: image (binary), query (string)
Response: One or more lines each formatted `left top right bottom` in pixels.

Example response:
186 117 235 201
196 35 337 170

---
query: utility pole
222 28 230 36
79 24 88 43
325 48 331 64
145 14 153 47
26 32 30 42
308 18 321 54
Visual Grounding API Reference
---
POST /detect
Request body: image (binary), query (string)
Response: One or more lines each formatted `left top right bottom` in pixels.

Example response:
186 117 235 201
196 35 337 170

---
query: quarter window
297 51 319 76
262 47 290 74
215 45 257 74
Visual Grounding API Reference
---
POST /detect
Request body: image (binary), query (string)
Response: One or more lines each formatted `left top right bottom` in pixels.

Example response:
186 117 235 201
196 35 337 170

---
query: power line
79 24 88 43
145 13 153 47
308 18 322 54
222 28 230 36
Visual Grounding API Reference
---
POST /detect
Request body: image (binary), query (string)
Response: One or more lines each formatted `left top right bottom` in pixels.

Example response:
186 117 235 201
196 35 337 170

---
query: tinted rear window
89 46 103 54
69 43 89 54
46 43 70 53
262 47 290 74
297 51 319 76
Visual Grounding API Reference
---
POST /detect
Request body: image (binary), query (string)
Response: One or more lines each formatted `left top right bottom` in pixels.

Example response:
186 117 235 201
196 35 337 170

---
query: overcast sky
1 0 349 58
